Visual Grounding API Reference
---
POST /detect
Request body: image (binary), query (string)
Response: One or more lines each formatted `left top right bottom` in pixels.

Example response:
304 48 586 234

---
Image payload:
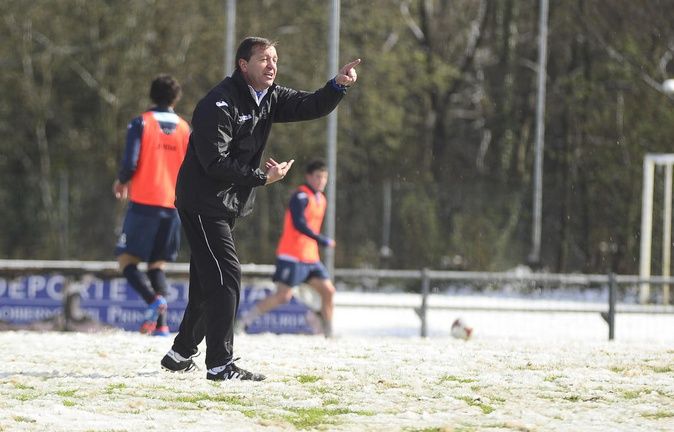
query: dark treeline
1 0 673 273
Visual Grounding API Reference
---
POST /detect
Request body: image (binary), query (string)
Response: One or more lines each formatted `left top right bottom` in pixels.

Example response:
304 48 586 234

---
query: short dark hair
149 74 182 107
305 159 327 174
235 36 277 71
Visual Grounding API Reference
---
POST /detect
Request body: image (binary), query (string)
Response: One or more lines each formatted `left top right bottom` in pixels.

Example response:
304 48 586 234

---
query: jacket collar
231 69 276 104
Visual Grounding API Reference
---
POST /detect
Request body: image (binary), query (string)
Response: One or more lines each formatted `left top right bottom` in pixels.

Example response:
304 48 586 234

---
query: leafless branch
400 0 425 42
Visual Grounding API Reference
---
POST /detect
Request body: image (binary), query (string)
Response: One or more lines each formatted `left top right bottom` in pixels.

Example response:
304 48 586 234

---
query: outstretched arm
273 58 362 123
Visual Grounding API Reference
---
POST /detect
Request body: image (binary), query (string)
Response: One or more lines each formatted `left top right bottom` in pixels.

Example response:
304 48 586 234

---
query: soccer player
159 36 359 381
237 159 336 337
113 74 190 336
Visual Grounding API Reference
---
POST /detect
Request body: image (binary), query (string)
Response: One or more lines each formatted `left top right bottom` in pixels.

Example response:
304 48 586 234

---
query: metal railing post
62 275 73 332
420 268 430 337
608 272 616 340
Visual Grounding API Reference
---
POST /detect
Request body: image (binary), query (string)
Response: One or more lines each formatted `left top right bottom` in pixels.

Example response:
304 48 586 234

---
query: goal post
639 153 674 304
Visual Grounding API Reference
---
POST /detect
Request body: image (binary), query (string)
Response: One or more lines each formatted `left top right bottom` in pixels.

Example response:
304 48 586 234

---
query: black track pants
172 209 240 369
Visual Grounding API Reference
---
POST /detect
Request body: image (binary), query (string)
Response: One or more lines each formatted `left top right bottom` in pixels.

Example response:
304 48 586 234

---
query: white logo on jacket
238 114 252 123
215 100 228 107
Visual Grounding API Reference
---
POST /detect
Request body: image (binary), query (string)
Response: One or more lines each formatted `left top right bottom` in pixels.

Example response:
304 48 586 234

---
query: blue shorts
272 257 330 287
114 202 181 262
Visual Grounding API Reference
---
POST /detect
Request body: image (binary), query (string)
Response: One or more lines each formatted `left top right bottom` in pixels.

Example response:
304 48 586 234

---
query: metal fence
1 259 673 340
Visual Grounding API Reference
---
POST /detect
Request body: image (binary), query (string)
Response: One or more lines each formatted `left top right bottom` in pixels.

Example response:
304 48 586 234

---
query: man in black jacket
160 36 360 381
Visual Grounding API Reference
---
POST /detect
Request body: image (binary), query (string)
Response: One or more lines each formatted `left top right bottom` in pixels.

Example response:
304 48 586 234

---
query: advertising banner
0 275 319 334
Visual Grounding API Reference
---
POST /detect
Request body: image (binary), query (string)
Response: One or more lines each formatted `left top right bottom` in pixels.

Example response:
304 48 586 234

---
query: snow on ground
1 293 674 431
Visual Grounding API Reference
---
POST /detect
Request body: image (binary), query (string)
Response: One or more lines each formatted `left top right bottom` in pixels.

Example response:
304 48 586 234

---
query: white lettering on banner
165 283 178 302
92 278 104 299
106 306 144 324
110 279 128 301
0 276 62 300
71 279 86 298
164 281 189 302
0 306 59 321
244 287 272 303
82 308 100 321
27 276 46 298
107 305 122 323
46 275 64 300
77 277 105 300
280 314 300 326
8 279 26 298
257 312 306 329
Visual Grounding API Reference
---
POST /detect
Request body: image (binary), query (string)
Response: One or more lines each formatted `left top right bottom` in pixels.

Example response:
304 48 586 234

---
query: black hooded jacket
175 70 345 218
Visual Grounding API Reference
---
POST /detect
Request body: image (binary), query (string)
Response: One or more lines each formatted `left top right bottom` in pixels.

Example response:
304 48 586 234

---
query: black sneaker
161 349 199 373
206 359 266 381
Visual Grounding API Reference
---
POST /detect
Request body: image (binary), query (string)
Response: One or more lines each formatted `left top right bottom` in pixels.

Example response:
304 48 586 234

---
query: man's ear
238 59 247 72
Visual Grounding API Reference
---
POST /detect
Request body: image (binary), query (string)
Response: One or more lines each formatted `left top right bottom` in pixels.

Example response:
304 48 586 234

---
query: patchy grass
296 374 321 384
438 374 476 384
83 430 128 432
240 409 257 418
404 428 456 432
16 393 39 402
12 415 36 423
105 383 127 393
481 422 533 431
376 379 405 389
352 354 371 359
544 374 564 382
622 389 650 400
650 365 673 373
456 396 495 415
309 385 332 395
56 389 78 398
641 410 674 419
514 362 544 371
174 393 244 405
282 406 375 429
655 389 673 398
62 400 76 407
487 395 506 403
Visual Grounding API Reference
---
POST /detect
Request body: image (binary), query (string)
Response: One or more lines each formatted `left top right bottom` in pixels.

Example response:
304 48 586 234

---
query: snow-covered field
1 294 674 431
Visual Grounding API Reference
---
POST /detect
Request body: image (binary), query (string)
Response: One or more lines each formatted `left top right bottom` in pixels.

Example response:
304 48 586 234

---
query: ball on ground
450 318 473 340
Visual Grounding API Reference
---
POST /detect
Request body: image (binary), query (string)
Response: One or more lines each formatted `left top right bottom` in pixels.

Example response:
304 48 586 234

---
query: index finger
341 58 361 72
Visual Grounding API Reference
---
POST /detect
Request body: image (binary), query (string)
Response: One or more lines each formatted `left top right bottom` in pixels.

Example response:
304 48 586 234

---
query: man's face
240 45 277 91
306 170 328 193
